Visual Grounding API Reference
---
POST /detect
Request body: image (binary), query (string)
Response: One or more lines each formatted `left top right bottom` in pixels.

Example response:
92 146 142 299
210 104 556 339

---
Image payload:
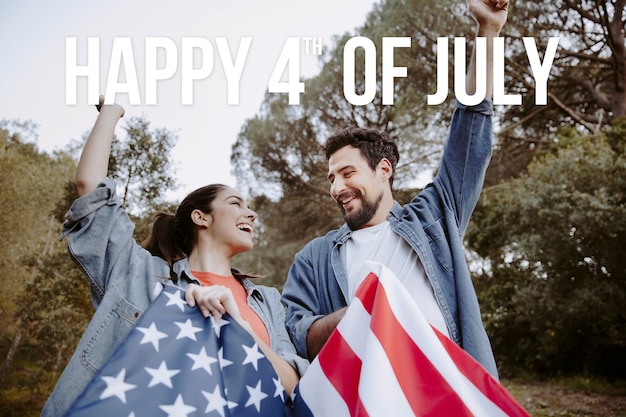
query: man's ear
191 209 211 227
378 158 393 182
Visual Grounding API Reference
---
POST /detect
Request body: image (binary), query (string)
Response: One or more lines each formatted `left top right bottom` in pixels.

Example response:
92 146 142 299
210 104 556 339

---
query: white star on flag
272 377 285 401
159 393 196 417
163 289 187 312
211 315 230 337
218 347 233 369
186 346 218 375
241 343 264 371
145 361 180 388
244 380 268 413
99 369 136 403
136 322 168 352
174 318 202 341
201 385 229 417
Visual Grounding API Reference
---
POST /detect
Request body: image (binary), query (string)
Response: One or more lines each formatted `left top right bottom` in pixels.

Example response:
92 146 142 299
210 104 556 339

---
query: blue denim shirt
41 180 308 417
281 99 499 378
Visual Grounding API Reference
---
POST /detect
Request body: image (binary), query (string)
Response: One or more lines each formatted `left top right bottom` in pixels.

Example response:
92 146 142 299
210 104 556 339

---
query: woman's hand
186 283 300 396
185 283 242 322
95 95 125 118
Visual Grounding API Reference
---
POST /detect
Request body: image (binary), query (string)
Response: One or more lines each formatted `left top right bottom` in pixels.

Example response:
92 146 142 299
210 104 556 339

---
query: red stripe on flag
355 272 380 315
318 329 370 417
433 329 530 416
358 276 475 416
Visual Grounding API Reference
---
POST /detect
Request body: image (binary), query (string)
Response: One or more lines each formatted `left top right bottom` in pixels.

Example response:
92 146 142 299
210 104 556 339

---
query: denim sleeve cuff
455 98 493 115
60 179 118 240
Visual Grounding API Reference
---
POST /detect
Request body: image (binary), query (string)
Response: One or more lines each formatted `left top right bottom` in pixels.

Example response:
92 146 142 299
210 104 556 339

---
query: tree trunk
49 345 65 386
0 325 23 388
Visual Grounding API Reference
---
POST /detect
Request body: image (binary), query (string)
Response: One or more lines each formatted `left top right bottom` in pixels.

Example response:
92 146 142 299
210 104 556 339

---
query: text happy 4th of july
65 36 559 107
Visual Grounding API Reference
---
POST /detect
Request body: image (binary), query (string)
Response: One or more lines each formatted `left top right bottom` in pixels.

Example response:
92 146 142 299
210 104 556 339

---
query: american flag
65 284 291 417
292 261 531 417
66 265 530 417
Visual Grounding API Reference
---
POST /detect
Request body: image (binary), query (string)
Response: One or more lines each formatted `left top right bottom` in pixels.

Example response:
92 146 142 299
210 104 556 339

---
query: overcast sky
0 1 378 199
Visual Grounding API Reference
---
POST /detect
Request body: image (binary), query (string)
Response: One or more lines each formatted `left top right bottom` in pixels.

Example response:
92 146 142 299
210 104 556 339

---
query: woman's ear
191 209 211 227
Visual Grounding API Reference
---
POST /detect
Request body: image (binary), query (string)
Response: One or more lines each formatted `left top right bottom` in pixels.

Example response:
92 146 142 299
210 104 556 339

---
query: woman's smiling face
205 187 257 254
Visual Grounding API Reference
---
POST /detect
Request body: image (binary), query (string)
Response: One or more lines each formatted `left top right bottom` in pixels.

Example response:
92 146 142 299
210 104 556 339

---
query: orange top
191 271 270 346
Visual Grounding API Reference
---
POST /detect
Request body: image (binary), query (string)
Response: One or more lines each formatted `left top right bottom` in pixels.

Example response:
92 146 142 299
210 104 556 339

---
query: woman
41 98 307 417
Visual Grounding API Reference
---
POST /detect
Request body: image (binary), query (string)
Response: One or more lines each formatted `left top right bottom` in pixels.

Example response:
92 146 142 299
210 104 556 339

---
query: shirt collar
173 257 263 299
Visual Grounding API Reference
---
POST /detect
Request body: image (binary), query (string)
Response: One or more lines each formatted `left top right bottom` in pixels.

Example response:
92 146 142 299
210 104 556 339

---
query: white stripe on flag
372 262 510 417
296 359 351 416
337 297 416 416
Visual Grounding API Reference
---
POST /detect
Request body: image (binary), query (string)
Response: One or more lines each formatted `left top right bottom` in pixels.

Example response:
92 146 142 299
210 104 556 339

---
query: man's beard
339 189 384 230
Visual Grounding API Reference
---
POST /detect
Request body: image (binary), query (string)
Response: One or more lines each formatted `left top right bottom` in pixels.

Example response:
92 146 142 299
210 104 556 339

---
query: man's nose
330 177 346 199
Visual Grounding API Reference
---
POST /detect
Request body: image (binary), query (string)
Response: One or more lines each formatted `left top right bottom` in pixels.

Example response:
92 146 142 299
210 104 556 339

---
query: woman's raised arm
74 96 125 197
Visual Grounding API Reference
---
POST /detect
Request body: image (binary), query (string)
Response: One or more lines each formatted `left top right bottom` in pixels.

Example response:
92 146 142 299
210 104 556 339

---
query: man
281 0 509 378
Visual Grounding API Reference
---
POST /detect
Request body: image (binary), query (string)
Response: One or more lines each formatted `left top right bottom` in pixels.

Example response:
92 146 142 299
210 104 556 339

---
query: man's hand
467 0 509 35
464 0 509 97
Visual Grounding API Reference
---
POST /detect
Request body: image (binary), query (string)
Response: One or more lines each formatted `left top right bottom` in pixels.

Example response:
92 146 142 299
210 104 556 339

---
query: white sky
0 0 378 200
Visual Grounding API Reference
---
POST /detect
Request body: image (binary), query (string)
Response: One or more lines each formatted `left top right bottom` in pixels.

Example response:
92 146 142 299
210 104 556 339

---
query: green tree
108 116 178 215
487 0 626 184
506 0 626 129
468 121 626 378
230 95 340 286
0 120 76 331
0 113 179 416
0 121 77 412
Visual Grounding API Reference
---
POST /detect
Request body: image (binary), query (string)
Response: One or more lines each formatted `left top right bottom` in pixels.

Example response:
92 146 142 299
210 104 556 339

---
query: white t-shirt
342 220 450 337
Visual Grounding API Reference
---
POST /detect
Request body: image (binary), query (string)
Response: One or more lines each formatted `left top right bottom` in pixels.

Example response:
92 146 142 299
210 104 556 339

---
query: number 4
268 37 305 105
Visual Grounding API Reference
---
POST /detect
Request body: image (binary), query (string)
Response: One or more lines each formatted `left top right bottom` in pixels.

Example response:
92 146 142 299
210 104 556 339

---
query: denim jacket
41 179 308 417
281 99 499 378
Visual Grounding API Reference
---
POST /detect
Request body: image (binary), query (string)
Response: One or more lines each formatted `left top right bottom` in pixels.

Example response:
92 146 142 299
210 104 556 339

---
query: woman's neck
187 247 232 276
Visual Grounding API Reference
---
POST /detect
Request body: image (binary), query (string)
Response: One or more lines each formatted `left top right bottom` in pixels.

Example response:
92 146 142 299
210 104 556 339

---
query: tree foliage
108 116 178 215
487 0 626 184
0 121 80 411
0 114 179 415
0 121 76 331
508 0 626 128
468 120 626 377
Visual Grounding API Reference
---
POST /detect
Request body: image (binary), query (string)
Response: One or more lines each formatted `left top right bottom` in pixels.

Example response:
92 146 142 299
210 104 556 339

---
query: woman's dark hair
142 184 228 280
321 127 400 189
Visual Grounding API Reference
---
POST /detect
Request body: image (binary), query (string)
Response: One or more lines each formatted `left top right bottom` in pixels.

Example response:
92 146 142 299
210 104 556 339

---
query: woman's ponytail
142 212 183 281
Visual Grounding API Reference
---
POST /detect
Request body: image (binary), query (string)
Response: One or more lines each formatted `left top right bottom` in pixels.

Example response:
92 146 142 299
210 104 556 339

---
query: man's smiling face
327 146 387 230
